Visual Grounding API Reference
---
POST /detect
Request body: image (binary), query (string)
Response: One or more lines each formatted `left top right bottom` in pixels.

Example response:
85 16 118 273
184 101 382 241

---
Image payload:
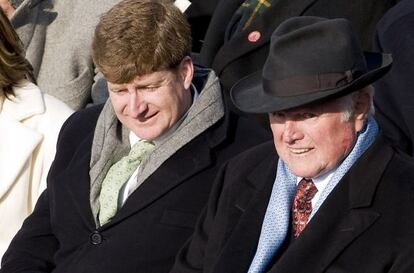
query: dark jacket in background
373 0 414 157
185 0 221 53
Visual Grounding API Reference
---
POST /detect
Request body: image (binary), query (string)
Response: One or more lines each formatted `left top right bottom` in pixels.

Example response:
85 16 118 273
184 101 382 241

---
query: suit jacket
199 0 397 111
171 137 414 273
0 99 270 272
0 82 73 260
11 0 119 110
373 0 414 157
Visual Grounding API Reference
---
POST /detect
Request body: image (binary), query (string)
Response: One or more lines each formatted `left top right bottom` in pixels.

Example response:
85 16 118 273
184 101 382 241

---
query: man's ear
179 56 194 90
354 88 372 121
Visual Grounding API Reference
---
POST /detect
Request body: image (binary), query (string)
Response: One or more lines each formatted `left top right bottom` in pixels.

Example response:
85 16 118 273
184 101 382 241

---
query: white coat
0 81 73 259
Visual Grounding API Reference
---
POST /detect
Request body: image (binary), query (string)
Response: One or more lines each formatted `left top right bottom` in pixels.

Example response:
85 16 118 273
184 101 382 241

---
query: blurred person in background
0 0 119 110
373 0 414 157
0 8 73 261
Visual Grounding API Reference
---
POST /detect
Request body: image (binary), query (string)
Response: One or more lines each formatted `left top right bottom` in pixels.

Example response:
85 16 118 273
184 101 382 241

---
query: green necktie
98 140 155 226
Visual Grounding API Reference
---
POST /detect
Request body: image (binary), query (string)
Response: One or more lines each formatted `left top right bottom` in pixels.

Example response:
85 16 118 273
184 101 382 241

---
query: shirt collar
296 168 335 192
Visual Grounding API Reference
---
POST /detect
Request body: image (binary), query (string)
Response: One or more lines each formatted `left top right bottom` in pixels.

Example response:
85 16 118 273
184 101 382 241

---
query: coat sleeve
1 189 58 272
170 162 229 273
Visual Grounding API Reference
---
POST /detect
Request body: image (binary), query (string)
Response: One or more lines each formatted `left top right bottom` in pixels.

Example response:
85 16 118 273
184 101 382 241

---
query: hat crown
230 16 392 114
263 17 367 84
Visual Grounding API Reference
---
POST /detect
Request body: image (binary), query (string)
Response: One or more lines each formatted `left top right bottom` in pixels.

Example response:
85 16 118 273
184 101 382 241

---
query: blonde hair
92 0 191 84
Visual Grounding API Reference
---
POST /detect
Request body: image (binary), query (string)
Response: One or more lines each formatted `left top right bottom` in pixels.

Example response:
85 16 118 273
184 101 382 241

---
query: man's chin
131 126 165 141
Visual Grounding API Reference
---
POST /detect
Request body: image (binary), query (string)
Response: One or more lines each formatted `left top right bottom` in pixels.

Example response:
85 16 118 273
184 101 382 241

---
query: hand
0 0 15 18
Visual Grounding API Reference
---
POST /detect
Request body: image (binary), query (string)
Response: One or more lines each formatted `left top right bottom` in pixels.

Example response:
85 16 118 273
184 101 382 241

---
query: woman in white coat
0 9 73 260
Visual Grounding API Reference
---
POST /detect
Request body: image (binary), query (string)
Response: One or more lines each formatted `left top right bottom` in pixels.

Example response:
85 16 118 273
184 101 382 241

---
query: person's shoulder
42 92 74 117
56 103 104 145
377 0 414 33
388 149 414 175
63 104 104 130
377 138 414 193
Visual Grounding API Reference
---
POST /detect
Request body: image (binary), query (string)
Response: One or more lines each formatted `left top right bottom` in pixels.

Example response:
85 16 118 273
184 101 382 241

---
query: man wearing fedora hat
170 16 414 273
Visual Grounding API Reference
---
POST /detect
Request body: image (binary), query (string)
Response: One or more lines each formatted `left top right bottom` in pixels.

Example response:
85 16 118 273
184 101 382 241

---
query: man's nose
282 120 304 143
128 90 147 117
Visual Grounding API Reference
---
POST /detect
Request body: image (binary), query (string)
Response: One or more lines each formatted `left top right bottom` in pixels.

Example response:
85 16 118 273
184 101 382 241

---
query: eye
271 111 285 118
302 112 317 119
270 111 287 123
145 87 157 92
138 86 158 93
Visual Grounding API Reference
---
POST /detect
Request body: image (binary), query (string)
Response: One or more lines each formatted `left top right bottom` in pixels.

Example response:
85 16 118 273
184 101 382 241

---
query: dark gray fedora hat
230 16 392 113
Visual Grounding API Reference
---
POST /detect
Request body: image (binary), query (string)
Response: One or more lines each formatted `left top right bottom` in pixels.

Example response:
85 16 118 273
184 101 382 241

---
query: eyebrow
108 85 126 92
137 78 166 88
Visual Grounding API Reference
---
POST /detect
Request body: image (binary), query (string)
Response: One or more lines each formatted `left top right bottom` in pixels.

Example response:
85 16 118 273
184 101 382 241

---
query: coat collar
0 82 45 199
2 81 46 120
212 0 319 74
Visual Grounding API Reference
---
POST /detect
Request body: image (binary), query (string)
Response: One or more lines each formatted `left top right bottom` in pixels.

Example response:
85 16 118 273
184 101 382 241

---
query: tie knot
128 140 155 163
296 178 317 200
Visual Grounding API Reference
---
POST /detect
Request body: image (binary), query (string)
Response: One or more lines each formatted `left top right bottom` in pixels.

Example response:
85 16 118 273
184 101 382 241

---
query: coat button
90 231 103 245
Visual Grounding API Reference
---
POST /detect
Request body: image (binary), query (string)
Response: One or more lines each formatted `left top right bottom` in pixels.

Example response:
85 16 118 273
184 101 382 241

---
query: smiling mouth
288 147 313 154
137 111 158 122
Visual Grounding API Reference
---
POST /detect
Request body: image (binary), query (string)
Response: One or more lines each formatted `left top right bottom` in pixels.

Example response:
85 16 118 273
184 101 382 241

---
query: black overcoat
172 138 414 273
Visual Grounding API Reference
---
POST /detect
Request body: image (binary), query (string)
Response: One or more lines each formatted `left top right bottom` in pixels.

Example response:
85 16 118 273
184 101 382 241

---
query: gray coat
11 0 120 110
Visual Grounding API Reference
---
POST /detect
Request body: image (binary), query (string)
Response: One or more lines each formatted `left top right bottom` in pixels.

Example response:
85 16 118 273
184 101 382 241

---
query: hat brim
230 52 392 113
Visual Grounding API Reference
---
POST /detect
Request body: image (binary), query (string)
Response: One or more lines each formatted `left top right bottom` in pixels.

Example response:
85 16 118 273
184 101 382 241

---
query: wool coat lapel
59 134 97 229
212 0 319 74
210 153 278 273
268 137 393 273
0 116 42 199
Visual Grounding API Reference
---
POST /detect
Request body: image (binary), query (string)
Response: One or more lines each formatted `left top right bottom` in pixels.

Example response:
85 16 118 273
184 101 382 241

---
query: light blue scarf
247 116 379 273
